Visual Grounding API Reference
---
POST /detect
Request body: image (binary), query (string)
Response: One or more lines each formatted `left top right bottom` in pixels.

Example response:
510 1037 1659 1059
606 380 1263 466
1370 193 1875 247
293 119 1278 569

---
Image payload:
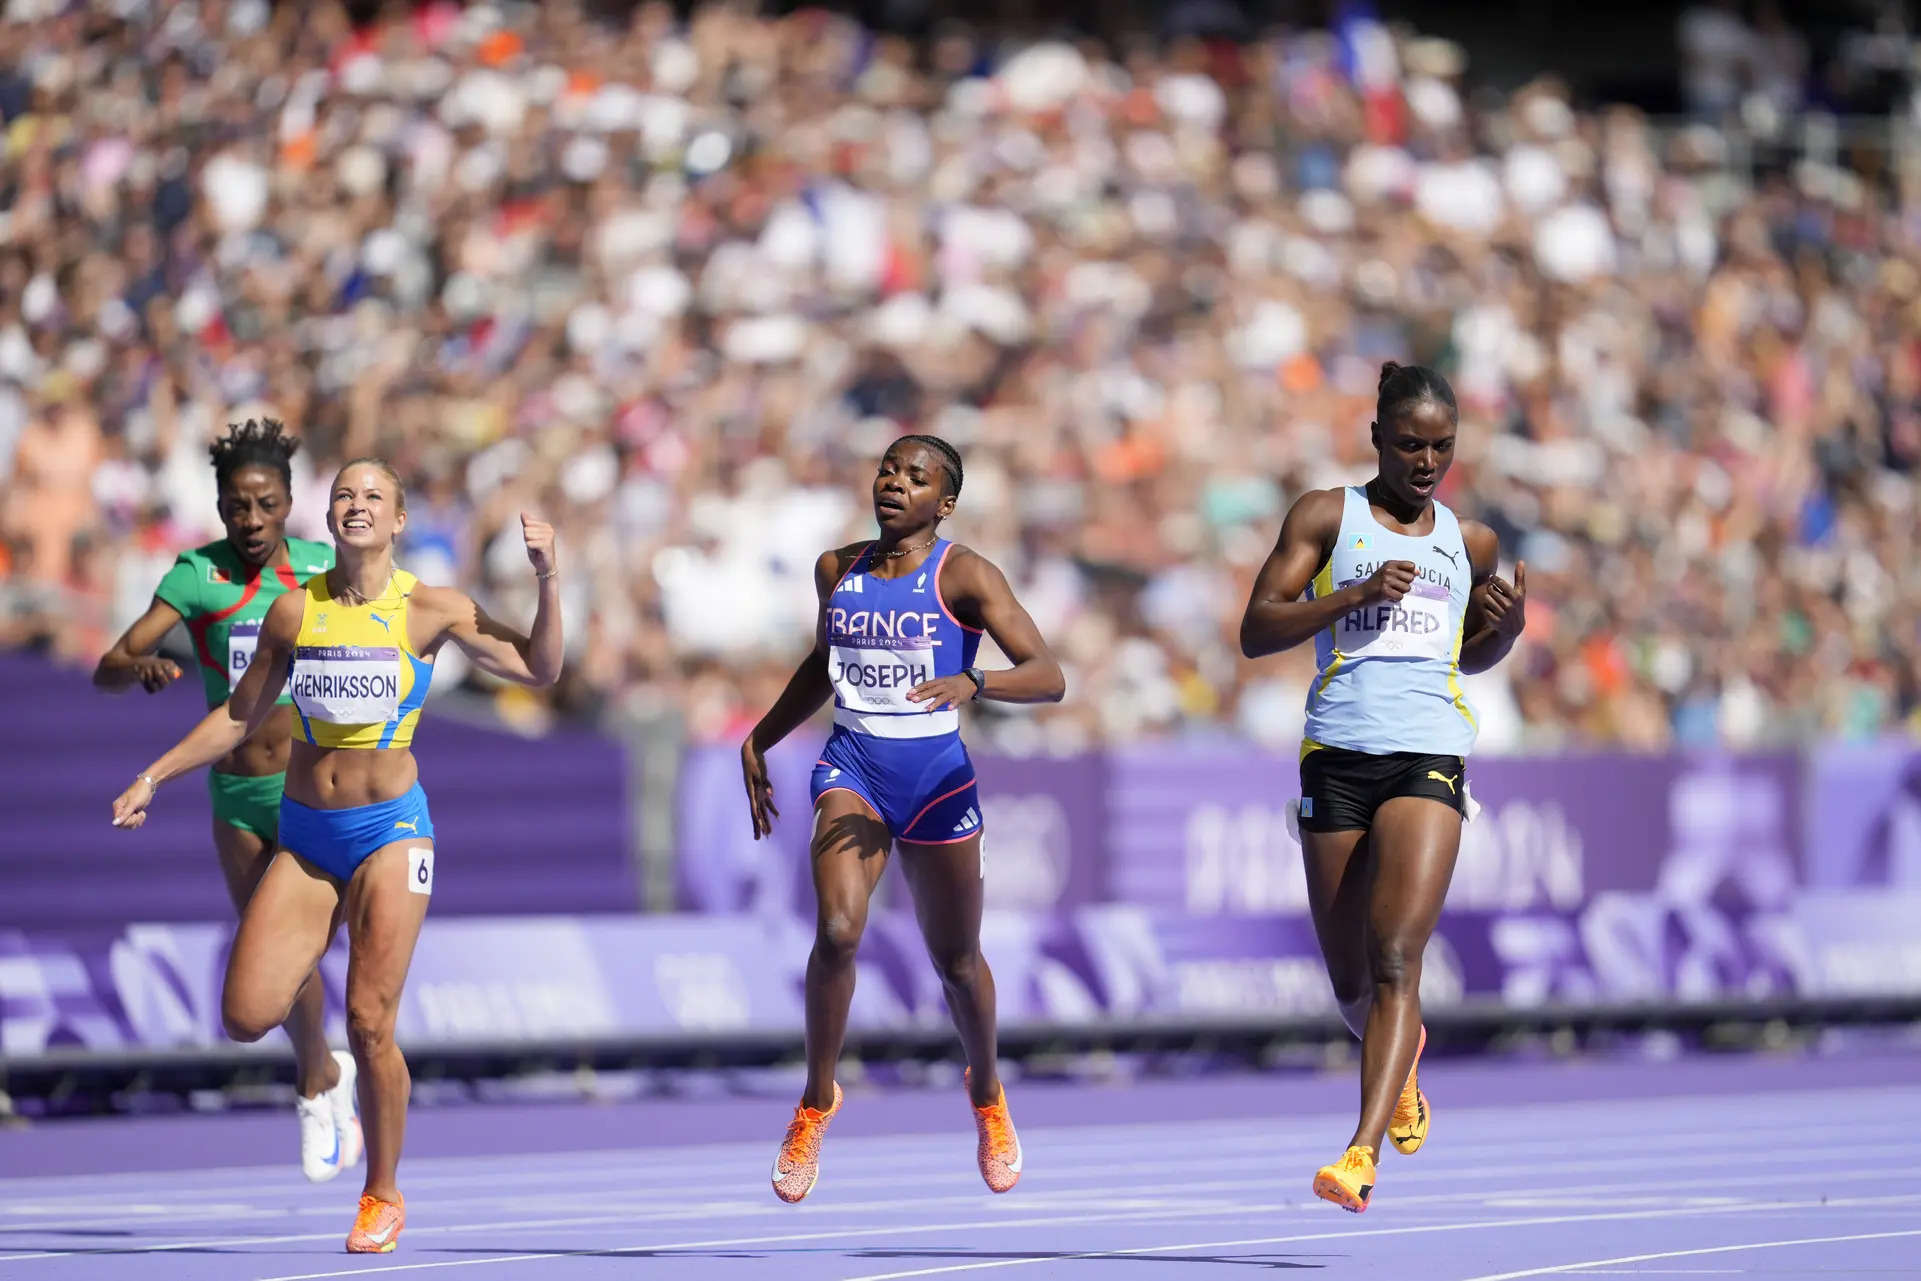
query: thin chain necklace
874 534 936 562
335 571 394 607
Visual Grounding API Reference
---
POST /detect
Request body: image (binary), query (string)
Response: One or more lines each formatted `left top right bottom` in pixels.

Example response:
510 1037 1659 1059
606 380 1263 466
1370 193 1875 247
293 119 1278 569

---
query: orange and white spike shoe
1313 1146 1376 1213
771 1082 842 1204
1389 1024 1430 1155
345 1193 405 1253
964 1068 1023 1194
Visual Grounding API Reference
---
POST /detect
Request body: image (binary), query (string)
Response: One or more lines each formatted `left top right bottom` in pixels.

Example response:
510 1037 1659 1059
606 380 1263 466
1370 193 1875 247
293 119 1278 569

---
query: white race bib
227 620 261 692
289 644 403 724
828 638 936 716
1334 578 1454 660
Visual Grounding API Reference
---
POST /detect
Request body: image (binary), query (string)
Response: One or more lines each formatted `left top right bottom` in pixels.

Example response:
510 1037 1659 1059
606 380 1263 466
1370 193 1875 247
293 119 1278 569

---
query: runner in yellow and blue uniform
1241 363 1528 1213
112 458 564 1255
93 418 359 1183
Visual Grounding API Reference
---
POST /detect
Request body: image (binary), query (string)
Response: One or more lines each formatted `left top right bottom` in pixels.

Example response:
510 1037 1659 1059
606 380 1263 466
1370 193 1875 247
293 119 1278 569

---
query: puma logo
1433 544 1461 568
393 819 418 833
1425 770 1459 795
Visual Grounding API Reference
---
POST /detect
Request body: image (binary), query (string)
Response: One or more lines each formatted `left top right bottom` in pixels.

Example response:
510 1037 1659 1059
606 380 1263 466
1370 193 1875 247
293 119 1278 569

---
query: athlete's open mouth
875 496 906 515
343 517 373 531
1409 476 1436 495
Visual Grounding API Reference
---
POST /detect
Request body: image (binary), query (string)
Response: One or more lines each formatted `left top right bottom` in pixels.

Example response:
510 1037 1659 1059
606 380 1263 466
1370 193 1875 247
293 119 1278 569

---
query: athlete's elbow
1041 662 1066 703
1239 620 1274 660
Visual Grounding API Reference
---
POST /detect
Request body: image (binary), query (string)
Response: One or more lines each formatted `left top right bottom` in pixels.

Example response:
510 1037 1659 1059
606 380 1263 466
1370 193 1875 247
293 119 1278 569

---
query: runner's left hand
522 513 557 578
908 675 979 712
1478 562 1527 639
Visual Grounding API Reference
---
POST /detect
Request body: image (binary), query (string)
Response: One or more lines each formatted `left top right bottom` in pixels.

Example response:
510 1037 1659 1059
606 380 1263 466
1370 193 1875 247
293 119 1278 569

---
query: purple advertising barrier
673 742 1109 915
0 652 636 929
1802 740 1921 888
6 889 1875 1056
1103 748 1802 915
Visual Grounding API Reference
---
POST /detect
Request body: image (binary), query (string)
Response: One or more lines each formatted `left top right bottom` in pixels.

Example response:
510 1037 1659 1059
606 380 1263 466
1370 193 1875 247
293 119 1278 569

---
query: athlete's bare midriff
285 740 420 809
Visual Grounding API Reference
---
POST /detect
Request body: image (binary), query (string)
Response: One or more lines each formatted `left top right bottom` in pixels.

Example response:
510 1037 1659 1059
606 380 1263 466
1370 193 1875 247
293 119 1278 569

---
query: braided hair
209 418 299 495
890 433 964 499
1375 361 1458 427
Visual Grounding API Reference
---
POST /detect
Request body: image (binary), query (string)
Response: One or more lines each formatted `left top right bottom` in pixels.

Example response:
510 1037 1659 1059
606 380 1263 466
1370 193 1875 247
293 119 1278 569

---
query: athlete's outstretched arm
740 550 843 838
110 591 300 829
908 548 1065 710
1240 489 1413 659
93 597 185 693
1456 520 1526 675
420 515 563 686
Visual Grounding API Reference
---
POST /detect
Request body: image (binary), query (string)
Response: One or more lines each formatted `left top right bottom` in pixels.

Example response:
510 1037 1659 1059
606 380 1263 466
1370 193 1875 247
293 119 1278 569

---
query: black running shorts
1297 745 1467 833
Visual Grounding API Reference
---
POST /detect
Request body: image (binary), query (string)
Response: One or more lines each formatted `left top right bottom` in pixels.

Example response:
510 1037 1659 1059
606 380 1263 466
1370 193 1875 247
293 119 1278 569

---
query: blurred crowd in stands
3 0 1919 752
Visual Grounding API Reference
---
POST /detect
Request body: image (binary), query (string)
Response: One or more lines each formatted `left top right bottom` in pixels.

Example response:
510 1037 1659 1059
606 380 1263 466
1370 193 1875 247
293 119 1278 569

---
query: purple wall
1 653 635 928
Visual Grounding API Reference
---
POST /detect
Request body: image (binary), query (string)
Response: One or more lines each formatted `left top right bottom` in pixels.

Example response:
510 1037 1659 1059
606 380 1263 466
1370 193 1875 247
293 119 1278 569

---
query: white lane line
2 1113 1907 1213
7 1154 1921 1264
1457 1228 1921 1280
834 1195 1921 1281
7 1078 1916 1196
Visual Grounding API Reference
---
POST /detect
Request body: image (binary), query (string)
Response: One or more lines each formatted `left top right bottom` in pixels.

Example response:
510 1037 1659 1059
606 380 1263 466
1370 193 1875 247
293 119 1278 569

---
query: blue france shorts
809 728 982 844
278 783 436 884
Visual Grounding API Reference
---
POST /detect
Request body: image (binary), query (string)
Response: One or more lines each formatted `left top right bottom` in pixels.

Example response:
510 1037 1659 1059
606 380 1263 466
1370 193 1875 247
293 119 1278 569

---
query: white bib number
829 641 935 715
408 846 434 895
227 621 261 692
1335 578 1454 660
289 645 403 724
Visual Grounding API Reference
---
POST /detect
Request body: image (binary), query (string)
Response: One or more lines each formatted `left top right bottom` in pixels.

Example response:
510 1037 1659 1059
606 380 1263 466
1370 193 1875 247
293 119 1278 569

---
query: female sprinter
1239 363 1526 1212
93 418 357 1182
740 434 1065 1204
112 459 562 1253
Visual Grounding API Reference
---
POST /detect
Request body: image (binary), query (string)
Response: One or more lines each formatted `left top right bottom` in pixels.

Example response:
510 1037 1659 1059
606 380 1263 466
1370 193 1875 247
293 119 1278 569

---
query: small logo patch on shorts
1300 797 1315 818
408 846 434 895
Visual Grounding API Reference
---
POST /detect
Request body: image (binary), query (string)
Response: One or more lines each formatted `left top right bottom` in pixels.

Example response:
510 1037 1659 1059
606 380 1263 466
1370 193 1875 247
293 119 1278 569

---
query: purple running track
2 1050 1917 1280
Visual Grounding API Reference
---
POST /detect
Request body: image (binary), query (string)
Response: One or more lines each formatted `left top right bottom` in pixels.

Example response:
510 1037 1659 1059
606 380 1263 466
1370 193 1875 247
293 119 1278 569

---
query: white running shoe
297 1090 343 1183
328 1050 364 1170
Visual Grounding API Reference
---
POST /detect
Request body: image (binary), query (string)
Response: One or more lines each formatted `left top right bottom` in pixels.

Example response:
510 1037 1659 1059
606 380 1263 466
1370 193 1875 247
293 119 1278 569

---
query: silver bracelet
536 568 559 581
140 772 159 791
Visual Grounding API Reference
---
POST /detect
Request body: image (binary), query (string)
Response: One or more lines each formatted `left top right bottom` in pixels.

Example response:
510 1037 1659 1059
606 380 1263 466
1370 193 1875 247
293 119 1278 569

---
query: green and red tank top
152 538 335 708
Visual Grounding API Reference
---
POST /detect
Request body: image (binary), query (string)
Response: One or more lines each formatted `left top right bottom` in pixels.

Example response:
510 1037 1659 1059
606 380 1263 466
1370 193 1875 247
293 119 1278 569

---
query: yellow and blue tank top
1304 487 1477 757
288 569 432 750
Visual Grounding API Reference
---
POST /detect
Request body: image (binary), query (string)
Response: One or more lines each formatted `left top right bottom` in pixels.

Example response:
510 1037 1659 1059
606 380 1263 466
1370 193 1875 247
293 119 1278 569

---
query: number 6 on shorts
408 846 434 895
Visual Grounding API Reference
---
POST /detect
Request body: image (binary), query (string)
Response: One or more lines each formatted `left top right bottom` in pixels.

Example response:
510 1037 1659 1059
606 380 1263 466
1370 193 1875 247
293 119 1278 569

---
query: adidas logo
951 807 981 835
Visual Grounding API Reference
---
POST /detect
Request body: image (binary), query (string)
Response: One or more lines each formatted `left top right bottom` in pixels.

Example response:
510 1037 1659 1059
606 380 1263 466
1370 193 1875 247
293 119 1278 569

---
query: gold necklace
875 535 936 561
336 572 394 607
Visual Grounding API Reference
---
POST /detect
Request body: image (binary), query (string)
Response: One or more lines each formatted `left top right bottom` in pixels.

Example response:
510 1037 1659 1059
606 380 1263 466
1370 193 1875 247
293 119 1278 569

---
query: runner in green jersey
94 418 362 1182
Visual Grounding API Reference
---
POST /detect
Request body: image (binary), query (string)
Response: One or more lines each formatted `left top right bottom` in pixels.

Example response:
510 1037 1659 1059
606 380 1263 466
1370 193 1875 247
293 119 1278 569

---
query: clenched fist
522 513 558 579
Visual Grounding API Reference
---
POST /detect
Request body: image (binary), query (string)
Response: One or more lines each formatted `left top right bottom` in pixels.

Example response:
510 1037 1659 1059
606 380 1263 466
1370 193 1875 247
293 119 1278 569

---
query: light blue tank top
825 539 983 741
1303 487 1478 757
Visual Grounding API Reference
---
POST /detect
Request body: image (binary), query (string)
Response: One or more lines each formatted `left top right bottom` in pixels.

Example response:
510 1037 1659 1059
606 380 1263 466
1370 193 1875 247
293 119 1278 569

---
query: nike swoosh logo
325 1131 340 1166
363 1222 395 1245
1005 1145 1023 1174
771 1156 794 1183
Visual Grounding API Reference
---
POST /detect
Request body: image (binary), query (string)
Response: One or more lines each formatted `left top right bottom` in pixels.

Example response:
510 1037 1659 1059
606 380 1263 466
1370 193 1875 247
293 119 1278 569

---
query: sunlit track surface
3 1053 1916 1279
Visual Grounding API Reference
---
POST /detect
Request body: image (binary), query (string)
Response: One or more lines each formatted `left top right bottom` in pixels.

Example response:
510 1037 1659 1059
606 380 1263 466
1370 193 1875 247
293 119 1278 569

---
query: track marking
243 1193 1921 1281
833 1195 1921 1281
1458 1228 1921 1280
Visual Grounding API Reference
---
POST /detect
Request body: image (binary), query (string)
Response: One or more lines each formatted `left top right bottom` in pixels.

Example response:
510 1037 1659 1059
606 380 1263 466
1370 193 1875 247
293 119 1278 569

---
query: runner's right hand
1358 560 1417 605
740 739 780 840
111 776 156 830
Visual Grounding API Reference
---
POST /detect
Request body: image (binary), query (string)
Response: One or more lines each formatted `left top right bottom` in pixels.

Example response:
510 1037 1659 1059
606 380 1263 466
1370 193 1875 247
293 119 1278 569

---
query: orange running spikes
345 1193 405 1254
1389 1024 1431 1156
964 1068 1023 1194
771 1081 842 1204
1313 1146 1376 1214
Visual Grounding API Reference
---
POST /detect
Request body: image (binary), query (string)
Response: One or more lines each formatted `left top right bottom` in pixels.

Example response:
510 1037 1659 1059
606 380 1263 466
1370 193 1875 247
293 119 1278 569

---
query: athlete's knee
345 992 398 1054
930 945 982 991
1367 936 1423 991
813 908 867 965
221 990 279 1043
